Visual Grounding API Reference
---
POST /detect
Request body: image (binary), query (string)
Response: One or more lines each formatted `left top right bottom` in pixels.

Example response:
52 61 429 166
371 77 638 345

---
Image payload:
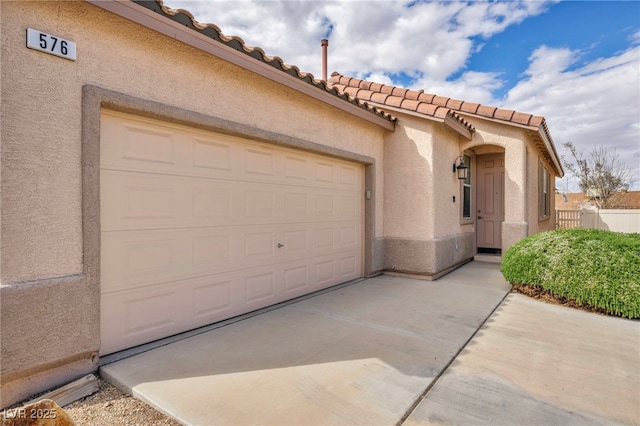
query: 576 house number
26 28 76 61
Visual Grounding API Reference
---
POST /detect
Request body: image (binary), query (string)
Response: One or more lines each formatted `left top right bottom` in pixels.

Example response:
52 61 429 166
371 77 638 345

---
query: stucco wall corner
0 276 100 408
502 221 529 253
371 237 386 275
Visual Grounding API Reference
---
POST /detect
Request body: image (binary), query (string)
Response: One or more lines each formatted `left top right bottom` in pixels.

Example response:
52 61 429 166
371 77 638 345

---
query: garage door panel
100 170 187 231
340 165 358 186
103 223 357 294
192 279 233 320
104 173 357 231
339 254 359 278
101 251 360 354
192 138 233 172
283 264 309 293
283 155 310 181
118 122 177 167
101 288 181 354
102 113 362 193
192 185 233 219
100 111 363 355
244 271 276 304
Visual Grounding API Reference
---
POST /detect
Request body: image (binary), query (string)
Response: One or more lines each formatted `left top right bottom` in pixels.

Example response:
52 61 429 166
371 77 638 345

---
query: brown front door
476 154 505 253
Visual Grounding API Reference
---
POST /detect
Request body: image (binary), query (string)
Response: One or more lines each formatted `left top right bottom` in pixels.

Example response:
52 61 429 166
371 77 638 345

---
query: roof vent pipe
321 39 328 81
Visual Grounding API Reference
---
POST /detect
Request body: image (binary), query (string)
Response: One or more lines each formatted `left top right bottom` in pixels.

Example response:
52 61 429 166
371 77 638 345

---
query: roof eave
537 124 564 177
366 102 473 139
444 113 473 140
456 112 564 176
86 0 396 131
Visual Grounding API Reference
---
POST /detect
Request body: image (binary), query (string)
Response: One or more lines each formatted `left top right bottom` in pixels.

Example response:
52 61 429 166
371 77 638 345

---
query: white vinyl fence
556 209 640 233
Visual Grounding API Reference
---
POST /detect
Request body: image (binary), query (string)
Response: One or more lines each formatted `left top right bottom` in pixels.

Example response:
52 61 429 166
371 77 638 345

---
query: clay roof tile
385 96 404 108
494 109 515 121
529 116 543 127
404 89 424 100
432 96 449 107
392 87 409 97
417 92 436 103
510 112 532 125
433 107 449 119
400 99 420 111
380 85 394 95
349 77 363 87
356 89 374 101
445 99 463 110
369 82 384 92
460 102 480 114
371 92 390 104
476 105 498 118
416 103 439 116
344 87 360 97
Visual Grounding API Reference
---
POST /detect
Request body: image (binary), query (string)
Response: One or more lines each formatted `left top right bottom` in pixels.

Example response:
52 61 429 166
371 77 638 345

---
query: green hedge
501 228 640 319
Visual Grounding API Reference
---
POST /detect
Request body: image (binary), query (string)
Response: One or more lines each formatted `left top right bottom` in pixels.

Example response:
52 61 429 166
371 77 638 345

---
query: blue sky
458 1 640 99
165 0 640 191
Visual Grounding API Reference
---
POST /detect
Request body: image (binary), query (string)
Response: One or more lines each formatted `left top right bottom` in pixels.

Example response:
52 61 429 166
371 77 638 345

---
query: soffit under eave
530 129 564 178
364 102 474 140
455 111 564 177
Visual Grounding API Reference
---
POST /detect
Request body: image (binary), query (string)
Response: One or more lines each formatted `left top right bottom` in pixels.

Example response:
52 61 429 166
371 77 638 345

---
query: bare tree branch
561 142 630 209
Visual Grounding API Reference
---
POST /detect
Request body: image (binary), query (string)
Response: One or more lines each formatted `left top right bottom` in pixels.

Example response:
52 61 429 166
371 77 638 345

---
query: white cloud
163 0 639 189
505 45 640 190
163 0 553 82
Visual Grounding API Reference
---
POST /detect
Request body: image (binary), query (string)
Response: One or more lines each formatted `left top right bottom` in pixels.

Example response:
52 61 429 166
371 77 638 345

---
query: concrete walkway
405 293 640 425
100 262 640 425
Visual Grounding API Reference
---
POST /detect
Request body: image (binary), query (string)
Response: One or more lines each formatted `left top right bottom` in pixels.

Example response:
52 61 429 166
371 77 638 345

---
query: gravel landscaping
64 377 180 426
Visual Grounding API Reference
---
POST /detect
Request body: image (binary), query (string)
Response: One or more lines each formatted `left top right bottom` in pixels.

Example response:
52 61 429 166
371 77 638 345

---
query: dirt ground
64 377 180 426
510 283 610 316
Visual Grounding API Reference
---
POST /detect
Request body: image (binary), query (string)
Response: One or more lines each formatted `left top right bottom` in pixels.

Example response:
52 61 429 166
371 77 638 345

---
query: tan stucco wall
0 1 386 407
526 139 557 235
383 115 435 238
1 1 386 284
460 118 559 251
382 114 475 275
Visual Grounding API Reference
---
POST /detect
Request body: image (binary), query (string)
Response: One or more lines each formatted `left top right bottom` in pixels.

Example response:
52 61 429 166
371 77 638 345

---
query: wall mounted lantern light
453 156 468 180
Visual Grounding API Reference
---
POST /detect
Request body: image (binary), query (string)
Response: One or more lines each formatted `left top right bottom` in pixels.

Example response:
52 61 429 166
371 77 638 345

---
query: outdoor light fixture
453 156 468 180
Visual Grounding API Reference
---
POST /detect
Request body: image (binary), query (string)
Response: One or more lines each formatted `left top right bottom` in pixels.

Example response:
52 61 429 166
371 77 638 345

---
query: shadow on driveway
102 262 509 425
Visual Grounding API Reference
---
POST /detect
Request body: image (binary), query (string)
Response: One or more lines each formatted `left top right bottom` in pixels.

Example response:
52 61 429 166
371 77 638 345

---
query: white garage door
100 111 363 355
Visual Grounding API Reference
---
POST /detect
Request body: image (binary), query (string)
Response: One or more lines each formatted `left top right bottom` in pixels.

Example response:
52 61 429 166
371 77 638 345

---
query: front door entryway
476 154 505 253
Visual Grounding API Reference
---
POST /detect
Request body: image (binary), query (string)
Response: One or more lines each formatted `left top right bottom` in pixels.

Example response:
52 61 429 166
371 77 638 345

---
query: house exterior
329 74 564 274
0 0 562 407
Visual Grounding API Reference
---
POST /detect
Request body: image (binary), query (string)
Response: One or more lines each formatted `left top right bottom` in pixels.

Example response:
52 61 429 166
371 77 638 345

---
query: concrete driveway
100 261 640 425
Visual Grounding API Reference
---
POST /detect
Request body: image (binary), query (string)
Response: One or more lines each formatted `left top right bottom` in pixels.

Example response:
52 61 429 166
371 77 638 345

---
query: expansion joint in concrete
396 290 511 425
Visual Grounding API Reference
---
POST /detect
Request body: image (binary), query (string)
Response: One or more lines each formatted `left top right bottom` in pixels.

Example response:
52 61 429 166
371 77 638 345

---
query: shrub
501 228 640 319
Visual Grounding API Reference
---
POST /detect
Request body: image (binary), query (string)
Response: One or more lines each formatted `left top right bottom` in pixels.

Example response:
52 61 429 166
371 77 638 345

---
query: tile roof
135 1 396 125
329 73 563 175
329 73 475 135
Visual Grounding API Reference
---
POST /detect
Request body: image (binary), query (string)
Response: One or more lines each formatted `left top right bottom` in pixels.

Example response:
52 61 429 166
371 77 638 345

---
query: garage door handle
277 243 284 248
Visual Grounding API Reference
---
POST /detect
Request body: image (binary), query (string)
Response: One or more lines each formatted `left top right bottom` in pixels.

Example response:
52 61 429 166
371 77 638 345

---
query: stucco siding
383 115 435 239
432 124 467 239
460 118 530 252
382 114 475 275
527 137 557 235
1 1 385 285
0 1 387 407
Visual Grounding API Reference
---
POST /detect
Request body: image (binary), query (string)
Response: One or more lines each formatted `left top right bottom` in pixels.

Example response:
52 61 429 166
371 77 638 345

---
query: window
462 154 472 219
539 161 550 219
